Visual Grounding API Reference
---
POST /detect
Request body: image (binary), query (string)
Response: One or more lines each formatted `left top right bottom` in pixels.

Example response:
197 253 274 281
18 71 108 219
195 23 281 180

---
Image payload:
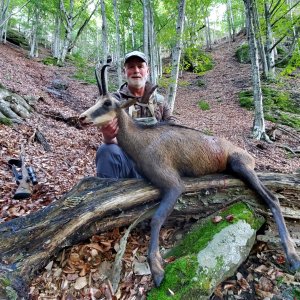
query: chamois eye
103 100 112 107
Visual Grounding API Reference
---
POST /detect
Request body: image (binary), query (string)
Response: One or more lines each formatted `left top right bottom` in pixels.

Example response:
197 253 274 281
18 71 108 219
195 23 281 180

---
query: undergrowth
239 86 300 130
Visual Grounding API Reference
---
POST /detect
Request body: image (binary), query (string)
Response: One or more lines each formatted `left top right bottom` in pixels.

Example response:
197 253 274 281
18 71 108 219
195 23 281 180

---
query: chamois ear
120 98 137 109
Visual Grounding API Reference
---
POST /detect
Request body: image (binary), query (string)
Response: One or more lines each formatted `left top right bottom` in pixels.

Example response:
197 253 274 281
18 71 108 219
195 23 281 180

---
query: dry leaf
212 216 223 223
74 276 87 290
132 260 151 276
225 214 234 222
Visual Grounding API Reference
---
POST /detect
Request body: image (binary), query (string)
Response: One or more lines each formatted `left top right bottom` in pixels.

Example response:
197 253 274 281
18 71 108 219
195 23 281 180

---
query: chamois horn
95 56 112 96
95 66 103 96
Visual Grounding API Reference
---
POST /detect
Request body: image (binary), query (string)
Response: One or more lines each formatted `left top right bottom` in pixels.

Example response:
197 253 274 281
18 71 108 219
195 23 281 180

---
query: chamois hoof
290 260 300 272
287 252 300 272
149 251 165 287
153 270 165 287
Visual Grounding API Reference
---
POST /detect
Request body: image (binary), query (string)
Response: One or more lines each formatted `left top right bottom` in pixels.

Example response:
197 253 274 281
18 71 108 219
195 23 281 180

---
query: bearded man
96 51 175 179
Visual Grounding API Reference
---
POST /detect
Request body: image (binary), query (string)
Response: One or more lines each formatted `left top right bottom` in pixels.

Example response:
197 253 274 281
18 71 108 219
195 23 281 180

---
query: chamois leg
148 184 184 287
228 155 300 271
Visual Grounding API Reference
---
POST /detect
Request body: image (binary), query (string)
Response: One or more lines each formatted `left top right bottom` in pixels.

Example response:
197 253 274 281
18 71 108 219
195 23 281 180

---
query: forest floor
0 33 300 300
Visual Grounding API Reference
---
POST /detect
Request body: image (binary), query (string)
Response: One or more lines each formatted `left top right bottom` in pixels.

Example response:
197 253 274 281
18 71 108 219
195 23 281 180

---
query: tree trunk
253 0 269 78
166 0 186 113
52 13 61 58
227 0 236 42
113 0 122 87
1 173 299 299
264 0 276 79
29 7 40 58
205 16 212 50
128 1 135 49
100 0 108 62
143 0 149 59
148 0 157 85
58 0 74 64
244 0 269 141
0 0 10 43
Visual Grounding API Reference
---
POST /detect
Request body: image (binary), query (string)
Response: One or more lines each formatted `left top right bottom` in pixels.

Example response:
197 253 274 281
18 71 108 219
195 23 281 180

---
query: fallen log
0 172 299 299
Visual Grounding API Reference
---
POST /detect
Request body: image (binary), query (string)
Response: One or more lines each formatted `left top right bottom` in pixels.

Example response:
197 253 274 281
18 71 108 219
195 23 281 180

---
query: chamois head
79 62 135 127
79 60 158 127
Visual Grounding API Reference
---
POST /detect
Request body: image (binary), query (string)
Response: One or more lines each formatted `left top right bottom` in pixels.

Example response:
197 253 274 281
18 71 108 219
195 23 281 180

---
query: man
96 50 175 179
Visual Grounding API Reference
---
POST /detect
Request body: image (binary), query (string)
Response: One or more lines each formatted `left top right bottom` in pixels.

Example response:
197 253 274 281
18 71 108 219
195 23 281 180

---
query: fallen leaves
29 226 154 299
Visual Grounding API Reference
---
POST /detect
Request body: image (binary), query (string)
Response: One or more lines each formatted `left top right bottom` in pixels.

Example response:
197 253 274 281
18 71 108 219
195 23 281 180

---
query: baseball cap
124 51 148 64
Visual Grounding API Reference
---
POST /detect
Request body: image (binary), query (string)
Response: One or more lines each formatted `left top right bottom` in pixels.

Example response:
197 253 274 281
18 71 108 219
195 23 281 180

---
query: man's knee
96 144 126 178
97 143 123 159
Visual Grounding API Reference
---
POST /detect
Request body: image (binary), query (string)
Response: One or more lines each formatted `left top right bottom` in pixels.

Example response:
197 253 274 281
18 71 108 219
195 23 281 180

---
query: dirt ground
0 35 300 299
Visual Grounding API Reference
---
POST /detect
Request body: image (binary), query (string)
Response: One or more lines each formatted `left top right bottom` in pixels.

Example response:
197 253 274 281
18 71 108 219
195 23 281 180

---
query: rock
52 79 69 90
148 202 265 300
0 86 36 123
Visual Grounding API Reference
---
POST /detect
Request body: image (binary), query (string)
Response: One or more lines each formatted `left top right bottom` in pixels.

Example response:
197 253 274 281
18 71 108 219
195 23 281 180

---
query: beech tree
0 0 31 43
100 0 108 62
113 0 122 87
226 0 236 41
258 0 300 79
58 0 100 64
27 0 45 58
142 0 148 58
166 0 186 113
243 0 269 141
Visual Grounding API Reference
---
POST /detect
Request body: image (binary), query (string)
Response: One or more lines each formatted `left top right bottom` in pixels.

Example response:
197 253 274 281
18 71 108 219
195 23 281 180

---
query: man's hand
101 117 119 144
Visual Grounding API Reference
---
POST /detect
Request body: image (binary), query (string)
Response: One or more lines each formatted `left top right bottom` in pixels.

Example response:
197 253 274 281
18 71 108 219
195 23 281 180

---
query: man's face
124 57 149 89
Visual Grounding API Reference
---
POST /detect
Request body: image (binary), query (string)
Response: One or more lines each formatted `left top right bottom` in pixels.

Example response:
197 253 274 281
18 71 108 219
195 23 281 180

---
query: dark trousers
96 144 143 179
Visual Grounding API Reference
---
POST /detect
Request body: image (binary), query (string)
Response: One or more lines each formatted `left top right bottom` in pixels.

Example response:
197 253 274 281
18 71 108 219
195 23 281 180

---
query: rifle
8 145 38 200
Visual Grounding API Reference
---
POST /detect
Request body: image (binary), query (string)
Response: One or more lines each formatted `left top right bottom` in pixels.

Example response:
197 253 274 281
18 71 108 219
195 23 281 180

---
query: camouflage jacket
113 81 175 125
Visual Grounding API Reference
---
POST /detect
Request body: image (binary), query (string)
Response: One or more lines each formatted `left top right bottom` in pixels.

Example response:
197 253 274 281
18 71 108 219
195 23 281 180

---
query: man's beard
127 76 147 89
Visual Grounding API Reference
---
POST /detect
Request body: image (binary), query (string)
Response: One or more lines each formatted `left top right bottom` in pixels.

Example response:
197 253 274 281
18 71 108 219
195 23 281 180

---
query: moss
148 255 222 299
239 90 253 110
178 80 190 87
196 79 205 87
265 113 277 123
198 100 210 111
0 117 13 126
235 44 250 64
147 255 199 300
166 202 260 259
238 87 300 130
293 287 300 299
279 113 300 129
0 277 18 300
42 56 59 66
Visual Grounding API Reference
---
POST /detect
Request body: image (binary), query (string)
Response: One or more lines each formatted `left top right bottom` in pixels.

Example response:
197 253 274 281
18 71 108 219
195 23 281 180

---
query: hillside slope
0 39 299 299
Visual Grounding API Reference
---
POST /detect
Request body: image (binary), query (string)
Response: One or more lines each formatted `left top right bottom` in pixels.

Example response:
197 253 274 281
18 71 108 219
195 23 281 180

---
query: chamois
79 64 300 287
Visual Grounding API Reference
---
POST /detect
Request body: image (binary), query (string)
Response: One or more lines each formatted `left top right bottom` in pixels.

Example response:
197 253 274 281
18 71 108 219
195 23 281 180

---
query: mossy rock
235 43 250 64
0 117 13 126
182 47 214 74
238 87 300 130
42 56 59 66
6 29 29 49
147 202 265 299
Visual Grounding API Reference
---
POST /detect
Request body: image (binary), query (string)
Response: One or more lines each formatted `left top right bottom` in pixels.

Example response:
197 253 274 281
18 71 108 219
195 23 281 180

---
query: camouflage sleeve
158 100 180 124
